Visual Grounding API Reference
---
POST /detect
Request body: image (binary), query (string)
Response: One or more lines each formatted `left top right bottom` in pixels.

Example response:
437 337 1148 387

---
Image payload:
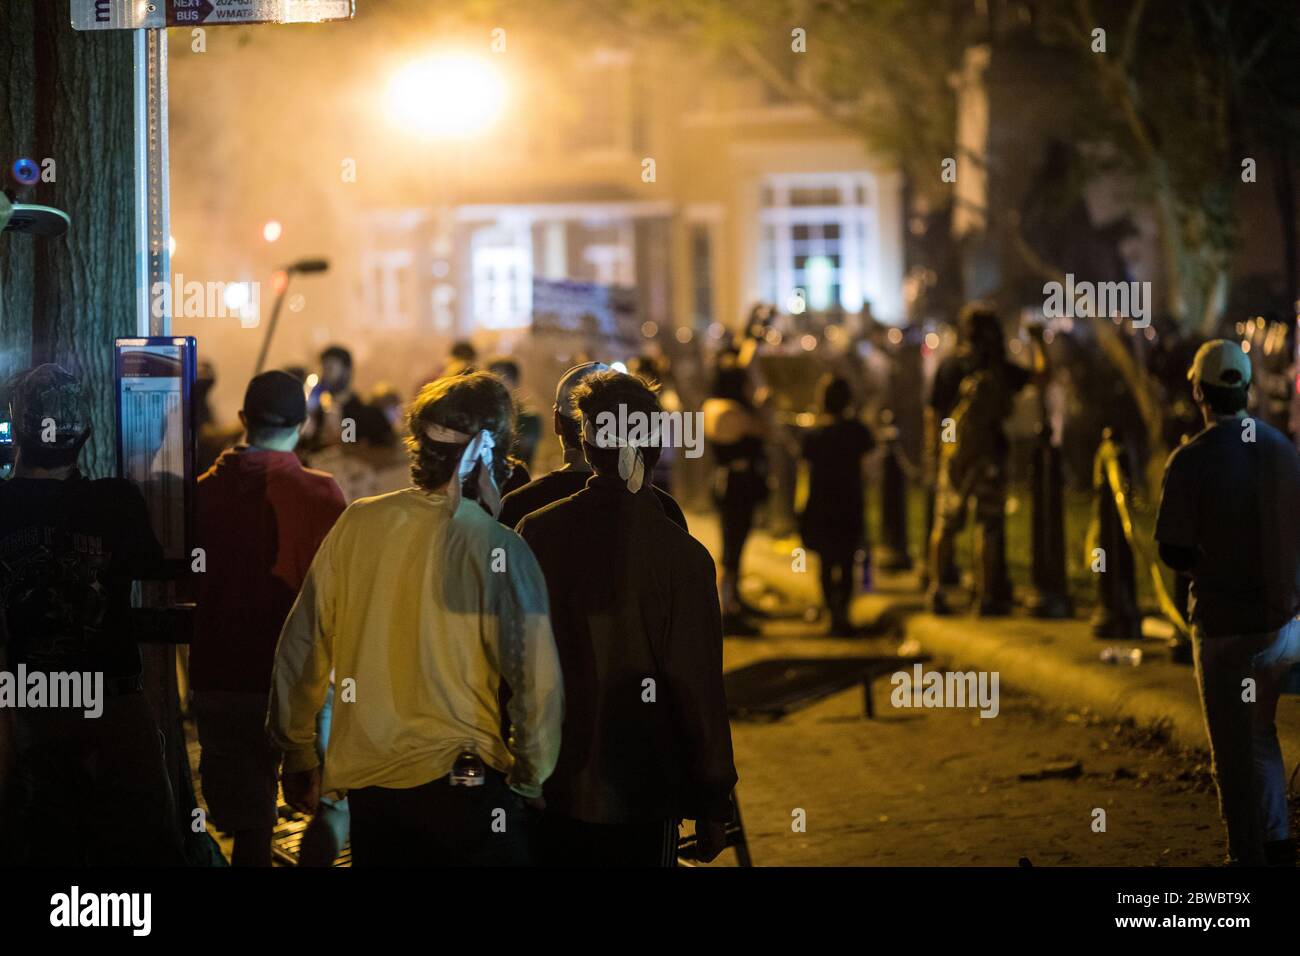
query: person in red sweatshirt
191 370 346 866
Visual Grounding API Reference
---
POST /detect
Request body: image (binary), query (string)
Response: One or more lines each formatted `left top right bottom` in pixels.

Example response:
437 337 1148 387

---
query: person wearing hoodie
191 370 346 866
518 370 736 866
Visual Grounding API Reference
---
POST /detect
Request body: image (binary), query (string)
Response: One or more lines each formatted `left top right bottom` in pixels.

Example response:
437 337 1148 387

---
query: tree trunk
0 2 137 478
1274 139 1298 312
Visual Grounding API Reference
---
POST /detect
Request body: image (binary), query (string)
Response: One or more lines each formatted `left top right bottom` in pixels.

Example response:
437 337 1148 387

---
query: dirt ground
711 625 1230 867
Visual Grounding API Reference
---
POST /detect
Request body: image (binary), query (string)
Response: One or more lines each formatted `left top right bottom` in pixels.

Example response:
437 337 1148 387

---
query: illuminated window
470 224 533 330
759 173 874 314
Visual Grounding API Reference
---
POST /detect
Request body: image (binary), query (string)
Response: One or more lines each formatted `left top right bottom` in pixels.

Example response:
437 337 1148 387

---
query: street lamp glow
263 220 282 243
223 283 251 312
386 54 506 138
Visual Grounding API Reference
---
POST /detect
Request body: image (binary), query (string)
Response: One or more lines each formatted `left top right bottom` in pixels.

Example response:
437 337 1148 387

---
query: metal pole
254 277 292 376
134 28 171 337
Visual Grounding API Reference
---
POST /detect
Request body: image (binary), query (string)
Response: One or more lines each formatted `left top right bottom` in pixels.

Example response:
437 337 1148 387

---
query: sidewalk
688 510 1300 765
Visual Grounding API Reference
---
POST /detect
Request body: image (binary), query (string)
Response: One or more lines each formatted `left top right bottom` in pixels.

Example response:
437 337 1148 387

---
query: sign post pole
133 27 171 337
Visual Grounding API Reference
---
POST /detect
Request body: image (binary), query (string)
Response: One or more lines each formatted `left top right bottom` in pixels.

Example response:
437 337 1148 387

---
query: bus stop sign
72 0 354 30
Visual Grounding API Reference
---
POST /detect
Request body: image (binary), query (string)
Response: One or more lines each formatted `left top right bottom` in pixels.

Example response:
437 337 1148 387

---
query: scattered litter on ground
1018 759 1083 781
1099 646 1144 666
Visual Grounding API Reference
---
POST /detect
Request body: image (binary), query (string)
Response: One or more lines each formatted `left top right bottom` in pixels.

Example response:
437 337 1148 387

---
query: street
719 625 1223 867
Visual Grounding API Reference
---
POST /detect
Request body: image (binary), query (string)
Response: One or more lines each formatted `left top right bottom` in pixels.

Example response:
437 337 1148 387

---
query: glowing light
168 235 177 257
1242 340 1251 353
786 289 807 315
924 332 940 350
386 54 506 138
887 327 903 346
800 334 817 351
610 361 628 373
271 270 289 295
263 220 282 243
223 282 252 312
675 327 693 344
641 321 658 338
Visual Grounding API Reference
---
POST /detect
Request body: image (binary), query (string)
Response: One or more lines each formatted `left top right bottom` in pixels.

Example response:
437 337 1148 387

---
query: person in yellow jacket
268 371 564 865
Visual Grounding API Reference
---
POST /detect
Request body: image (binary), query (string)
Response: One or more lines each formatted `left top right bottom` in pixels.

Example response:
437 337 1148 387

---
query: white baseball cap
1187 339 1252 388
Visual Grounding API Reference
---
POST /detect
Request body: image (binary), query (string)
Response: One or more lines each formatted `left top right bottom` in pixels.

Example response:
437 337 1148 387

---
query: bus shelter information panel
116 340 192 562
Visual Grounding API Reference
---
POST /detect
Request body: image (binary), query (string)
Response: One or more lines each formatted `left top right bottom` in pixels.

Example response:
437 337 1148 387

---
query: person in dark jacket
926 305 1029 616
1156 340 1300 866
0 365 181 865
305 345 395 450
517 370 736 866
703 349 768 636
499 362 687 532
192 370 347 866
799 375 876 635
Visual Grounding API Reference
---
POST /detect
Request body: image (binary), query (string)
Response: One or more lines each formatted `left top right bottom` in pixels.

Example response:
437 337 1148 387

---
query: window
758 173 874 314
470 224 532 330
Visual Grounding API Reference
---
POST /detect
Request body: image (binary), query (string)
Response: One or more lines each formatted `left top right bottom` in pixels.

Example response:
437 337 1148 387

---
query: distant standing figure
306 345 394 450
629 355 680 495
799 375 876 635
488 357 542 471
702 350 768 637
926 305 1028 617
194 359 242 474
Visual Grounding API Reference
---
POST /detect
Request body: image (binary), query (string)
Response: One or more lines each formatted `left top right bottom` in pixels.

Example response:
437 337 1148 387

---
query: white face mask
423 423 501 516
581 413 660 494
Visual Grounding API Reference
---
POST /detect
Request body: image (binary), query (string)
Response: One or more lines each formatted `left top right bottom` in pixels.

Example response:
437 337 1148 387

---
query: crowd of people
0 300 1296 868
0 344 744 866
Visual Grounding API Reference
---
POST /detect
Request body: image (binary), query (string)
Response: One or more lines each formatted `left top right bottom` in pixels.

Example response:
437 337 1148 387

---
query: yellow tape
1100 442 1191 638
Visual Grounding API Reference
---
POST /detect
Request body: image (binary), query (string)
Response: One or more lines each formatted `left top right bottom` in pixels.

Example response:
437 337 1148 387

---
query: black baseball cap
243 370 307 428
8 364 91 448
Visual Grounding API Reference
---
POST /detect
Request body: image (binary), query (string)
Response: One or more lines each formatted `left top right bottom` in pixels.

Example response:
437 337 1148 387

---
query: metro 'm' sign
72 0 355 30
